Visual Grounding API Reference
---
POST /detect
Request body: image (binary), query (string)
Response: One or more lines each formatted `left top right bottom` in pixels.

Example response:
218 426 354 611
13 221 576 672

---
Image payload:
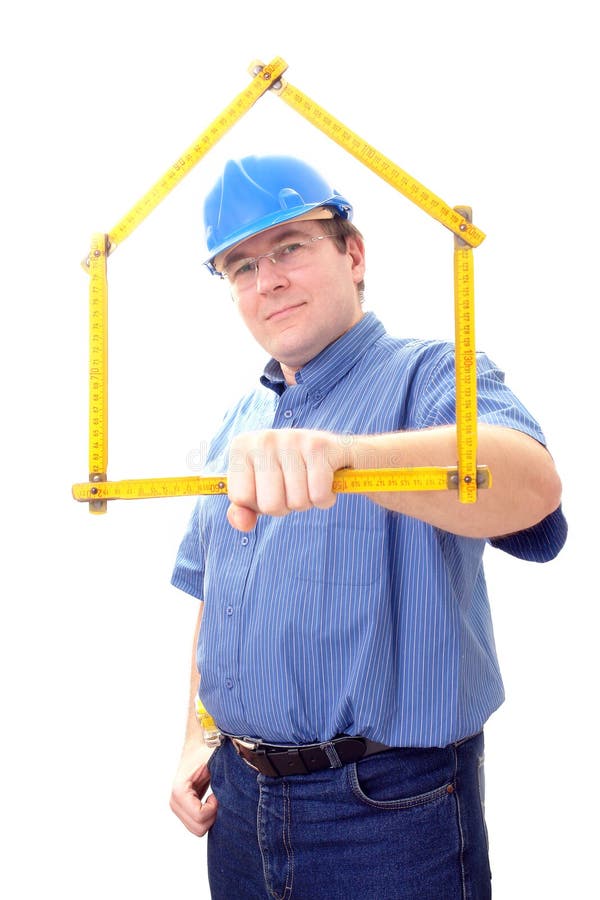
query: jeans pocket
206 742 223 779
348 747 455 810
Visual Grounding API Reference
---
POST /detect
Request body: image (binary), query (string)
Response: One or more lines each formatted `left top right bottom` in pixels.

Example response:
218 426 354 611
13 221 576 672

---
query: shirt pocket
285 501 387 587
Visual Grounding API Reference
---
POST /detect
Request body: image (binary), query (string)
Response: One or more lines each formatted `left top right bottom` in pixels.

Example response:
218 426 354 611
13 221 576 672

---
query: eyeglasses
218 234 336 291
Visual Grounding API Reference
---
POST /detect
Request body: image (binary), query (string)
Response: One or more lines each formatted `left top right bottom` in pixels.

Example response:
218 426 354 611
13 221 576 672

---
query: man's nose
255 254 287 291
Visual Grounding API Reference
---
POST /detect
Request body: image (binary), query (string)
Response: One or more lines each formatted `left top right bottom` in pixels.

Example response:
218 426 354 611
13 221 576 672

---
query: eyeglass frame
216 233 337 288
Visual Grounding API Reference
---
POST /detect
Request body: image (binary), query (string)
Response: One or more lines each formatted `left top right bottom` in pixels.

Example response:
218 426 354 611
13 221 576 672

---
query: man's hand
226 429 349 531
170 744 218 837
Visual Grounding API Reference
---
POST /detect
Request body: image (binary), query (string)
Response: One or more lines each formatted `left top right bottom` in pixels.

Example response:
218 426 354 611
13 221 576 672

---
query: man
170 155 566 899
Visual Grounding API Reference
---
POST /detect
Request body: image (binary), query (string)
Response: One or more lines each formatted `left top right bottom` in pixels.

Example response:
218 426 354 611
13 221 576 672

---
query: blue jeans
206 732 491 899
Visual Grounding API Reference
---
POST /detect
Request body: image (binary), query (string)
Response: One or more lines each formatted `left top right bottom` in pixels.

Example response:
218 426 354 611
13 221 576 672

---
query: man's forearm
347 424 562 538
226 424 562 538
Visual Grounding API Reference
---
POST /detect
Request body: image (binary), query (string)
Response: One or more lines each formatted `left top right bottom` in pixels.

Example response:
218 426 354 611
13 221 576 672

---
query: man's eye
234 261 255 277
280 242 303 256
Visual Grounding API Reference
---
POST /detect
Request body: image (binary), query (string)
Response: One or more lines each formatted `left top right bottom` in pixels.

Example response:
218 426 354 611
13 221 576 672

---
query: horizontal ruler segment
72 466 491 503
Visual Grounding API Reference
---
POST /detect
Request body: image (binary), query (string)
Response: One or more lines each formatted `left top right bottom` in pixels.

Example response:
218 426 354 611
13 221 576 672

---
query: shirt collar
260 312 387 400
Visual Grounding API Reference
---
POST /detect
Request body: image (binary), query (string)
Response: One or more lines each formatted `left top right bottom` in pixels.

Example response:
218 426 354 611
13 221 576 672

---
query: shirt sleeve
489 505 567 562
171 501 205 599
169 395 250 600
414 348 546 443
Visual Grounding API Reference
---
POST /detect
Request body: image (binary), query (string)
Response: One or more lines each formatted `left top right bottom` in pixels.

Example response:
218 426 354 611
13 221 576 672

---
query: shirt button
226 606 234 616
225 678 234 689
241 536 249 546
283 409 293 419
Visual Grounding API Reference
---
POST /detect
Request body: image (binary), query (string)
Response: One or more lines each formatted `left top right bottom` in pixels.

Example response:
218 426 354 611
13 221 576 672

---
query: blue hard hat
203 155 353 273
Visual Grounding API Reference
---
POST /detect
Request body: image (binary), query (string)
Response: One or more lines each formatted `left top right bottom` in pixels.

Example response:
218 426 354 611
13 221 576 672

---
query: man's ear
346 234 366 284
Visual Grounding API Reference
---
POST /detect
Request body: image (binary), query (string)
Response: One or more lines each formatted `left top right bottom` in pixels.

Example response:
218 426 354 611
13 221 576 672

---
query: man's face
217 219 366 381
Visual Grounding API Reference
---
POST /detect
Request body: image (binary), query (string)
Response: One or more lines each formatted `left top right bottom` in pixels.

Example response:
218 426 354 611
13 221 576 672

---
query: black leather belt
226 734 391 777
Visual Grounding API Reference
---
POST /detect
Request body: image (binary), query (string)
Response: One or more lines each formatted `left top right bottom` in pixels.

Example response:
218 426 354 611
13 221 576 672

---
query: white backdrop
1 2 595 897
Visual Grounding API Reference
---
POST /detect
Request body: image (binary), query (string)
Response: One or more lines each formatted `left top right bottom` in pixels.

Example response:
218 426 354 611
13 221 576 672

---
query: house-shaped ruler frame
72 56 490 514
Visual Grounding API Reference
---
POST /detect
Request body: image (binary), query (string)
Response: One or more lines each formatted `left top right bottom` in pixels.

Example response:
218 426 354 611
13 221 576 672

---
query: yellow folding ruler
72 467 491 504
73 56 490 514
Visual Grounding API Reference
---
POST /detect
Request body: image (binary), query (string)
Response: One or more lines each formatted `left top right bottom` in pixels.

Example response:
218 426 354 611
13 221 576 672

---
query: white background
1 1 596 897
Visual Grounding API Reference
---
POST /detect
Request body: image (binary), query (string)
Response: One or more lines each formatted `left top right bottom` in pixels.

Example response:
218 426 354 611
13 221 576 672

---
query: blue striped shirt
172 313 566 747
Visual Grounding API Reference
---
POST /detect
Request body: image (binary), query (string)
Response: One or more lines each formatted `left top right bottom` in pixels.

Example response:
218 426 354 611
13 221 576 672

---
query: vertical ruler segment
88 233 109 514
453 208 478 503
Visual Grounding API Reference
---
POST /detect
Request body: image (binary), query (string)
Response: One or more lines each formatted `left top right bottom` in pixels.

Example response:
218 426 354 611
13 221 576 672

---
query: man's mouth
266 302 306 322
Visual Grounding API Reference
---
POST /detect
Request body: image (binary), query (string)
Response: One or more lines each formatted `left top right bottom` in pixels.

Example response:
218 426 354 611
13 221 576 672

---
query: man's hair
319 217 365 301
